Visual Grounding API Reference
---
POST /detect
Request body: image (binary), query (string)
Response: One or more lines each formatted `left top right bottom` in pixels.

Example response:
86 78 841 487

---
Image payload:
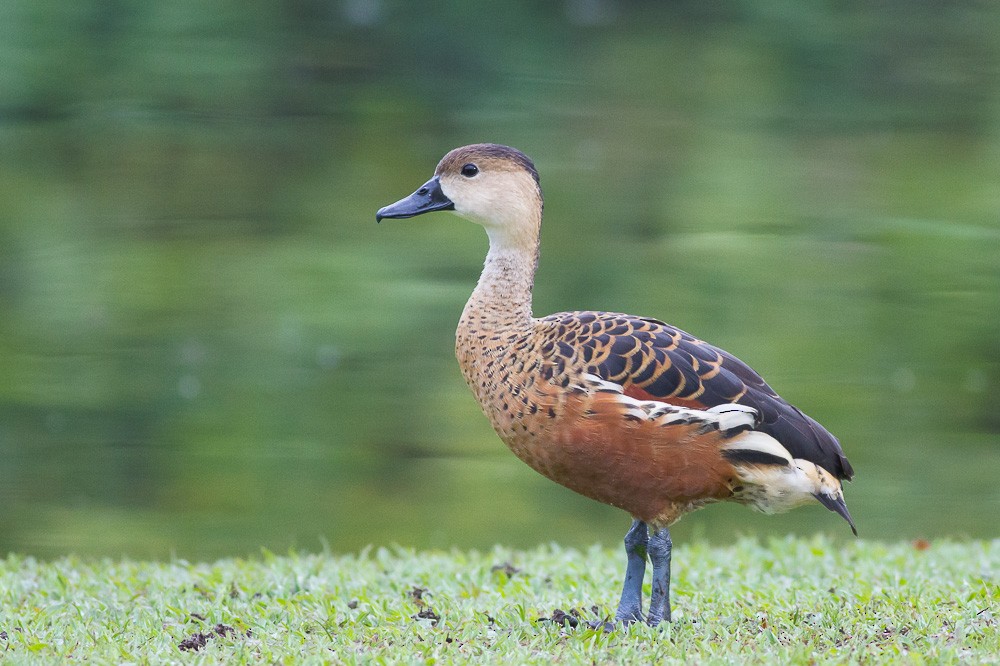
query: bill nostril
417 187 429 195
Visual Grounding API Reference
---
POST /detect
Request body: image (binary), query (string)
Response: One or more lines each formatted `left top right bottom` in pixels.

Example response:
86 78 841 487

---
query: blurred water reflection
1 2 998 558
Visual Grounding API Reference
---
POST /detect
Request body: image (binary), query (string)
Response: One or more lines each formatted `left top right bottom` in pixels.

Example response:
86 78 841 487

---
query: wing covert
541 311 854 481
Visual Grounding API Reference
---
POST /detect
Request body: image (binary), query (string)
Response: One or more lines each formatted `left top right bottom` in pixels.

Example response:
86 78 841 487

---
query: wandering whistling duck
376 144 855 626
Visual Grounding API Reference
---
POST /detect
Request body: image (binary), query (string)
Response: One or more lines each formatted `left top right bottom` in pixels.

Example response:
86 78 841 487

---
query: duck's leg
646 527 672 626
614 519 648 624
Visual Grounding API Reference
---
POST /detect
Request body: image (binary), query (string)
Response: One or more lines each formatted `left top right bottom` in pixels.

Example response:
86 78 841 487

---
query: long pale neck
461 231 539 331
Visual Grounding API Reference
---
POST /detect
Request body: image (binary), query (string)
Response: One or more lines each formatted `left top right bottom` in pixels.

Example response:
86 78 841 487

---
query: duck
376 143 855 626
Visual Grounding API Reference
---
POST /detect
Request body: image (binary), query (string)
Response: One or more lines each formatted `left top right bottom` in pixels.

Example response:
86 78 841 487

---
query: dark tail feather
813 492 858 537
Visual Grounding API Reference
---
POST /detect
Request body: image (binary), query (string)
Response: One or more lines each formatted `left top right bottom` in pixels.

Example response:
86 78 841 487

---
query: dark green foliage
0 2 998 558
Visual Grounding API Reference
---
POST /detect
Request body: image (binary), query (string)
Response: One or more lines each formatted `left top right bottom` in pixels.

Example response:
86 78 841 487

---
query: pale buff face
434 144 542 248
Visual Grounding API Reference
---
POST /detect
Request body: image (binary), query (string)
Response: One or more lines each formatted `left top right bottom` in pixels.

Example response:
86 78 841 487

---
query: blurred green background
1 1 998 559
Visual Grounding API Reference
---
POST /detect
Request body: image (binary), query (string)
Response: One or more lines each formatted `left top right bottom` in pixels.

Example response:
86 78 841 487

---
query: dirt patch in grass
408 586 442 626
540 608 582 628
178 623 243 652
540 606 615 631
491 562 520 578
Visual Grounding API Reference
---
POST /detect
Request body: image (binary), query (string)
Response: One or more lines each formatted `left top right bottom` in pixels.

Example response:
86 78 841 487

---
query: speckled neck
460 235 538 332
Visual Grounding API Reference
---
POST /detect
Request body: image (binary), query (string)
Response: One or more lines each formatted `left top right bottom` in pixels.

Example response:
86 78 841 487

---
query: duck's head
377 143 542 247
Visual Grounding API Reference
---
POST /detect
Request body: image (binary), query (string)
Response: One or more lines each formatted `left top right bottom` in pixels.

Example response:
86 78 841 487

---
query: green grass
1 537 997 664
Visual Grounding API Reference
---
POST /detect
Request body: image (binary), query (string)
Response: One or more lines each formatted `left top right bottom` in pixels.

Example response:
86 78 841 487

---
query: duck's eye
460 163 479 178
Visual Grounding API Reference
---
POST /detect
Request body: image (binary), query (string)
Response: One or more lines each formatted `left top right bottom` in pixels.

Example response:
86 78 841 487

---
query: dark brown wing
542 311 854 481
